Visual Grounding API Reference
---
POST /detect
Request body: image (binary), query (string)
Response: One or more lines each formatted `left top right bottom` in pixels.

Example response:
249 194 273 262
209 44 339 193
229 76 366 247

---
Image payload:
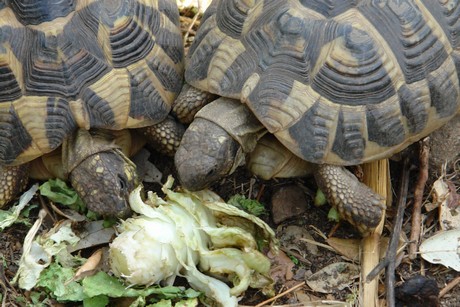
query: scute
366 102 406 148
0 104 32 164
0 65 22 102
8 0 76 25
331 110 365 163
397 84 429 134
0 0 184 165
185 0 460 164
310 26 396 106
286 101 335 163
358 0 449 84
299 0 358 18
420 0 460 49
44 97 78 150
427 68 459 118
216 0 254 38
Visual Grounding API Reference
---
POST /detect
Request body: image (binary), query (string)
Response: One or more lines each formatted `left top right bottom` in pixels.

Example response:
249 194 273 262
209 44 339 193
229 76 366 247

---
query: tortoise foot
314 164 385 234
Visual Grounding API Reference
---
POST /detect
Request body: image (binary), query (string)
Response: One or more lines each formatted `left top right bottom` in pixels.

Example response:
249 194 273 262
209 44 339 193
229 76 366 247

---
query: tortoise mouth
94 196 132 219
175 148 220 191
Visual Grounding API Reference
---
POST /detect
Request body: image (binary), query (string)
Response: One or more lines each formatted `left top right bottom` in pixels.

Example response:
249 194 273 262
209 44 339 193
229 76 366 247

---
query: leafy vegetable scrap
110 176 277 306
11 176 277 306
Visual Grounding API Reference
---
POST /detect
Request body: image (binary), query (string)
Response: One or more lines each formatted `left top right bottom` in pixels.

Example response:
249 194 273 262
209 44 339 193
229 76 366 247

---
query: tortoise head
69 149 137 218
175 118 240 191
63 130 138 218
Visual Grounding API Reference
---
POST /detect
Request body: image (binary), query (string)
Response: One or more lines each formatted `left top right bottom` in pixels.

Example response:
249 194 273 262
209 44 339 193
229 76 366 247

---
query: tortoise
173 0 460 233
0 0 185 216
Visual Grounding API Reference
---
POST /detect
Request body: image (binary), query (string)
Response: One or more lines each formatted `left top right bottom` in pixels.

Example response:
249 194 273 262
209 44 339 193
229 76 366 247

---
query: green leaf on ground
82 272 201 300
37 262 84 301
83 295 109 307
39 179 85 212
314 189 327 207
227 194 266 216
328 207 340 223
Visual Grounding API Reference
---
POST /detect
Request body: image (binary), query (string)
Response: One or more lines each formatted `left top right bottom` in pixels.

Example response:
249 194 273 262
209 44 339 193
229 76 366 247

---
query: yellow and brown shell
185 0 460 165
0 0 184 166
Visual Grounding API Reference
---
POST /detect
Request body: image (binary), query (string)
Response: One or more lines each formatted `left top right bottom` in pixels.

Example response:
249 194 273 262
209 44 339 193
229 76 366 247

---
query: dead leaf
131 148 162 183
327 237 391 261
434 178 460 230
327 238 360 261
306 262 359 294
269 249 295 282
420 229 460 271
67 220 115 253
74 249 103 279
295 291 351 306
280 225 318 256
271 186 308 224
446 180 459 209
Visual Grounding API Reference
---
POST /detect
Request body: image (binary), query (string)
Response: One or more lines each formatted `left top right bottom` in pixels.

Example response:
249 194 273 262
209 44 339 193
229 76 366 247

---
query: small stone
271 185 308 224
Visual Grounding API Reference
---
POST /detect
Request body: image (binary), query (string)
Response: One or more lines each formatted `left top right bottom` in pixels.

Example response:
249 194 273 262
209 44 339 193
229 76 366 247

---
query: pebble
271 185 308 224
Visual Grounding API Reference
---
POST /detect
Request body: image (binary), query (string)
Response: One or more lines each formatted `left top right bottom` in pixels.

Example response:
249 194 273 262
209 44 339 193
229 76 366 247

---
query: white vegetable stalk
109 176 276 307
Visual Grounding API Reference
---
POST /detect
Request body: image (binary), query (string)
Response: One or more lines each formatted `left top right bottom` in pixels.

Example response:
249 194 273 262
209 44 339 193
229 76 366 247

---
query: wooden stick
439 276 460 298
253 281 305 307
182 4 201 48
409 139 430 259
365 158 411 307
384 159 410 307
360 159 391 307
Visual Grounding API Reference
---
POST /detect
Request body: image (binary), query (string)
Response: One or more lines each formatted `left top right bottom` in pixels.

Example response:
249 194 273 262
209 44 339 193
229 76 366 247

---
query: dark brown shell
0 0 184 165
185 0 460 165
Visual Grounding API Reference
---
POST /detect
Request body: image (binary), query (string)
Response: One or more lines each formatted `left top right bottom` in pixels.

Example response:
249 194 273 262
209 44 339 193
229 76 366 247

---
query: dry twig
439 275 460 298
253 281 305 307
183 8 200 47
409 138 430 259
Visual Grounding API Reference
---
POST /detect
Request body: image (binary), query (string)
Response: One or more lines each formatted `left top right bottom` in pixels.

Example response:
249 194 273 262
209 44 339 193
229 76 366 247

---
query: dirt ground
1 6 460 307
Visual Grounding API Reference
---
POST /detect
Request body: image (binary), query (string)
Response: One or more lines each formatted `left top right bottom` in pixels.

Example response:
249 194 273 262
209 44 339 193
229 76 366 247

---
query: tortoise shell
185 0 460 165
0 0 183 166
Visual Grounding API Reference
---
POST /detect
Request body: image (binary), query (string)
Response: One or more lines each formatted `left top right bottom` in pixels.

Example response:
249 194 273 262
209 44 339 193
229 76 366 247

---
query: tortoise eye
206 168 215 176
